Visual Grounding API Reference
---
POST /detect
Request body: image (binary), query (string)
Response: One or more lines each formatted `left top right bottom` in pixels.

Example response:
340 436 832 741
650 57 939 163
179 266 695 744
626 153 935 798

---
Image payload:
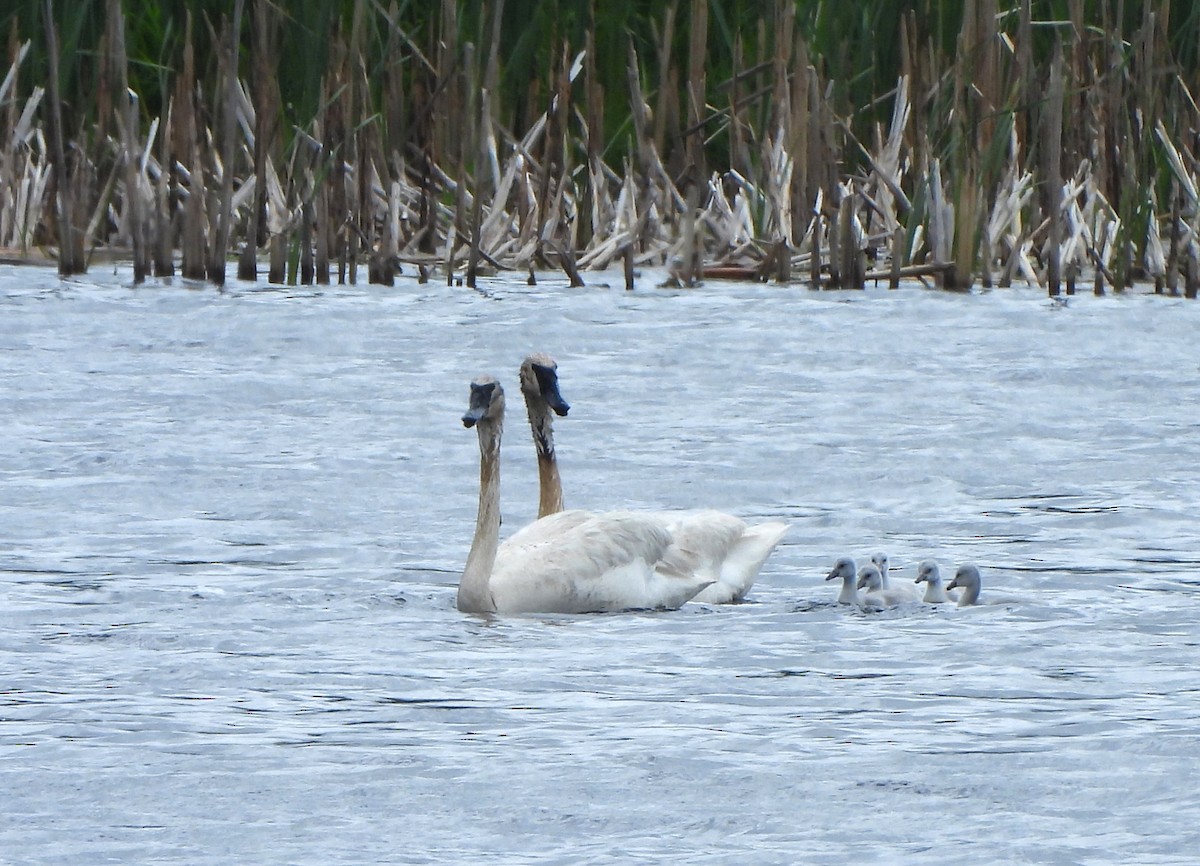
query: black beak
534 364 570 416
463 381 496 427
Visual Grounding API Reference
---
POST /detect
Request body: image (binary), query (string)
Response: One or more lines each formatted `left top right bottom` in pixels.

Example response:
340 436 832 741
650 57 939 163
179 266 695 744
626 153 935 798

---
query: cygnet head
914 560 941 585
826 556 861 604
463 376 505 428
870 551 889 582
825 556 857 583
856 563 884 592
946 563 983 605
519 353 570 417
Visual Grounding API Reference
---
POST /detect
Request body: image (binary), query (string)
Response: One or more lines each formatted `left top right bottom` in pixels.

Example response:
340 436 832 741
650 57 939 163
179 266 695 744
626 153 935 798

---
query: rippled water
2 265 1199 864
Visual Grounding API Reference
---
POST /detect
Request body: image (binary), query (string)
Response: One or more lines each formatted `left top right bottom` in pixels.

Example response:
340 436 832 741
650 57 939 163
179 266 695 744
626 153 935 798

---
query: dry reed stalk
625 39 656 255
176 17 207 281
300 194 315 285
889 227 903 288
318 39 346 285
467 87 488 289
837 189 865 289
788 38 810 247
825 192 842 287
926 159 954 286
43 0 84 274
808 196 822 287
652 3 677 161
728 36 747 180
240 0 279 281
208 3 244 287
684 0 707 184
313 154 331 284
532 46 565 268
1042 40 1065 296
1165 187 1182 296
578 0 600 250
1 38 48 252
153 99 174 277
949 171 978 290
266 156 288 283
106 0 148 283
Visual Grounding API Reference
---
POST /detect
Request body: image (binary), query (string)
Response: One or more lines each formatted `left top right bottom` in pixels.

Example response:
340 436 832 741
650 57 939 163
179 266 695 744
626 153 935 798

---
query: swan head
825 556 856 583
947 564 982 594
914 560 941 585
519 353 570 417
870 551 888 573
856 564 884 592
463 376 505 428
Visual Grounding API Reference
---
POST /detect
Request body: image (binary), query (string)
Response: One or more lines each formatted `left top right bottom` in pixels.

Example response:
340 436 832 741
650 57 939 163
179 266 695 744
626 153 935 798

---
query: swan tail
702 521 789 603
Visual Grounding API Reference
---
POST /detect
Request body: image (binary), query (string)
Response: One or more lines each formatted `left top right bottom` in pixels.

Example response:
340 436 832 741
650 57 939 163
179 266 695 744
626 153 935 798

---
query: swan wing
499 509 593 552
489 511 711 613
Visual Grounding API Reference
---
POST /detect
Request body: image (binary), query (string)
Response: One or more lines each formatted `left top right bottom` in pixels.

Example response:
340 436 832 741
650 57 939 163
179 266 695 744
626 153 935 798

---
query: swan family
455 353 1009 617
456 356 788 614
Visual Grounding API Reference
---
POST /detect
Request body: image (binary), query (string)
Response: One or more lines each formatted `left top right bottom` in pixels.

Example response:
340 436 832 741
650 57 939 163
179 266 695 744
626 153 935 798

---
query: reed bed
2 1 1199 297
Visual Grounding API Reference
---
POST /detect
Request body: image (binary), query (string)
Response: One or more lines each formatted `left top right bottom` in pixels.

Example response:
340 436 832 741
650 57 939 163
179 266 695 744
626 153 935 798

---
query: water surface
2 266 1198 864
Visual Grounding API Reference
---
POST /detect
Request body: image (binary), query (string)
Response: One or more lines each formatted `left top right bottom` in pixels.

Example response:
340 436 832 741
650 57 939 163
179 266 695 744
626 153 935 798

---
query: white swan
855 563 914 608
914 560 960 604
458 376 712 614
824 557 883 610
523 353 788 604
945 564 1015 607
869 551 921 601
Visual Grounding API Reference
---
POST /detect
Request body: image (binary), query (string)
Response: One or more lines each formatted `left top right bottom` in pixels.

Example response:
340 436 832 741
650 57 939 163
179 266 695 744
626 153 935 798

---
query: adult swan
458 375 713 614
516 353 788 604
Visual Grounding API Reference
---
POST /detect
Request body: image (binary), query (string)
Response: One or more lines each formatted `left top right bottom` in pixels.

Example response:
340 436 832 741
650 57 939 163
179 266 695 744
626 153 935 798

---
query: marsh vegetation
3 1 1200 296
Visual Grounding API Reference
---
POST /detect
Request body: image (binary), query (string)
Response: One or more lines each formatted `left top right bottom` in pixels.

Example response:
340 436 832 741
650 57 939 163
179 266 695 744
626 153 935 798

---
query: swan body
914 560 960 604
522 352 787 603
459 376 712 614
945 564 1015 607
855 563 913 608
825 557 883 610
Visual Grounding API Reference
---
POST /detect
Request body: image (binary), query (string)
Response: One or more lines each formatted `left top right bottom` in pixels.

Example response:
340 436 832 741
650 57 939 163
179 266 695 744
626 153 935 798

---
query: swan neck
537 453 564 518
837 576 860 605
526 396 564 518
922 581 948 603
459 418 502 613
